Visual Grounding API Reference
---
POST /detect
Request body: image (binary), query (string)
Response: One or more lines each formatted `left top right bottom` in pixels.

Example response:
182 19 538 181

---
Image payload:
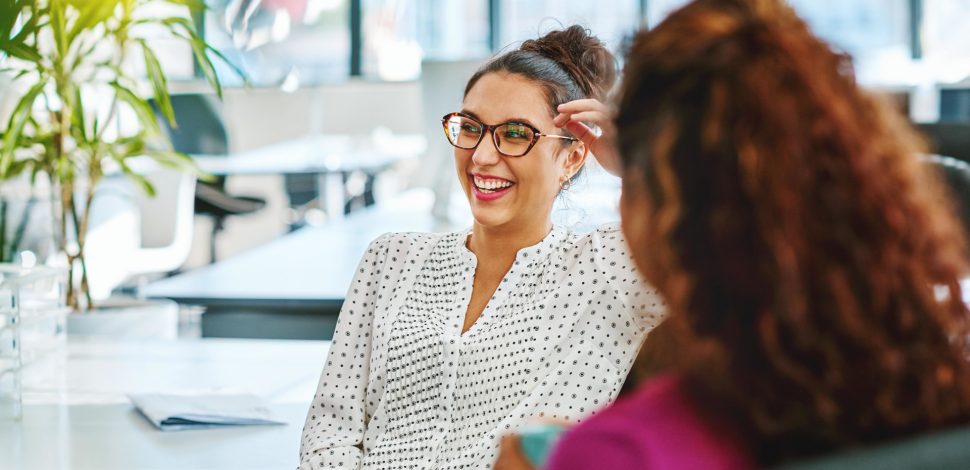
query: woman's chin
469 204 514 228
470 212 508 228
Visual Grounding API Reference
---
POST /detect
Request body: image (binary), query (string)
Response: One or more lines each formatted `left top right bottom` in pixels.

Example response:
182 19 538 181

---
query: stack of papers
129 393 286 431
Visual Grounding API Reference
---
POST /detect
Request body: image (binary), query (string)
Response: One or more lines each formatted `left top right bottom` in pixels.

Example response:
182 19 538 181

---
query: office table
0 337 331 469
192 133 426 220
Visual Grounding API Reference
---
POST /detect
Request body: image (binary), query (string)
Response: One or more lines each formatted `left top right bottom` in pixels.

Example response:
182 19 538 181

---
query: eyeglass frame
441 112 578 157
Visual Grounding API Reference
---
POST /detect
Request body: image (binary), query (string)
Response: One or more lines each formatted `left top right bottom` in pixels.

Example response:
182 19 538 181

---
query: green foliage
0 0 245 307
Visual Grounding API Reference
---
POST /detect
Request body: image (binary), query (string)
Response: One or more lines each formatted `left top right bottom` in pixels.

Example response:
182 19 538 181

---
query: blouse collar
457 225 566 268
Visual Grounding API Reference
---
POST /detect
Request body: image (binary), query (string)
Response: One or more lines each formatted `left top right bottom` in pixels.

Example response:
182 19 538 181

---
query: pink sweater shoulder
545 374 753 470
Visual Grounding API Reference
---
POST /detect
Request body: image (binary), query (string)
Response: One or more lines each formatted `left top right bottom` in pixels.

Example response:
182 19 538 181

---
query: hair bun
520 25 617 100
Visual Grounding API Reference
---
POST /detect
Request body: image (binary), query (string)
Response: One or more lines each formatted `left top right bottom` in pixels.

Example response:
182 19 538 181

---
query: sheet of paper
129 393 286 431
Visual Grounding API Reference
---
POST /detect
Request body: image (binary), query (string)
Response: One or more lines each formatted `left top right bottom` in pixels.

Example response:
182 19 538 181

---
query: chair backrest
126 166 197 276
152 93 229 155
940 87 970 122
916 122 970 163
776 424 970 470
928 154 970 239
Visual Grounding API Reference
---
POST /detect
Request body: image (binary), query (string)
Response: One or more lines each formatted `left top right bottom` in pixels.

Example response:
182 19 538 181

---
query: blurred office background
3 2 970 469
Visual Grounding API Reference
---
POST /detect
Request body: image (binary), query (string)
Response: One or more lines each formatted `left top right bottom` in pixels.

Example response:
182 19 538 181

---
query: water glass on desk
0 291 21 421
0 265 68 420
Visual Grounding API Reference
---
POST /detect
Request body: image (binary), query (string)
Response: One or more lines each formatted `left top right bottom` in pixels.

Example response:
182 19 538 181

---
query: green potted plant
0 0 242 313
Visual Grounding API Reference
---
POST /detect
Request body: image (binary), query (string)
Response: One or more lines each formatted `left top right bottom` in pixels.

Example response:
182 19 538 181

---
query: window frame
191 0 924 85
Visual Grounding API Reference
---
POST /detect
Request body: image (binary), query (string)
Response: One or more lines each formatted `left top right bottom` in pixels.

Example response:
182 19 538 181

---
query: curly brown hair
616 0 970 465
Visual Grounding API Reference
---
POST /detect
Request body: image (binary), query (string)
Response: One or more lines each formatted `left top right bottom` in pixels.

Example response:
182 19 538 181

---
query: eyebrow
459 109 539 129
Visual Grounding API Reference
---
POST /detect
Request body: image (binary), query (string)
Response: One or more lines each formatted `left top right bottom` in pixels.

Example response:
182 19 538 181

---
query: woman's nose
471 136 502 166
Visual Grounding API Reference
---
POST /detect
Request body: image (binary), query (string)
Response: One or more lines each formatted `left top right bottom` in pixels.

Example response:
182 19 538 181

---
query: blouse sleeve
590 223 666 331
299 233 393 470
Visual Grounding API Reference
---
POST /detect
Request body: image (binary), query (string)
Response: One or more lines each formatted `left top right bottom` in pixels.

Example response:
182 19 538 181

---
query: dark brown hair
616 0 970 464
465 25 617 124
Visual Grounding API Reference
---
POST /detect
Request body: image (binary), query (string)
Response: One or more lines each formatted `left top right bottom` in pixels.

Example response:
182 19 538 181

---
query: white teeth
473 176 513 192
474 177 515 192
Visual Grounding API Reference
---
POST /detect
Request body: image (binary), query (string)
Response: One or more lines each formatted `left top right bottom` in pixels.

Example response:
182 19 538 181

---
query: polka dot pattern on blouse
299 223 665 469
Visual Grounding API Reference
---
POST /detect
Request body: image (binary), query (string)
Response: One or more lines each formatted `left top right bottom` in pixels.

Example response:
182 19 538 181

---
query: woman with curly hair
496 0 970 468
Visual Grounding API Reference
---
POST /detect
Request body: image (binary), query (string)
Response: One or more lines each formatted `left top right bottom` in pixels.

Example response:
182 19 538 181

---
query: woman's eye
503 127 529 139
461 124 482 134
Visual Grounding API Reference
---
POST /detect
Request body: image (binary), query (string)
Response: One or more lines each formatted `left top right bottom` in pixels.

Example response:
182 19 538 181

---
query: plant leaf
109 81 161 136
114 157 156 197
137 38 175 127
71 86 88 142
161 17 248 86
11 67 36 82
146 149 204 176
158 0 205 13
0 41 42 62
67 0 120 44
204 42 248 84
0 81 44 178
49 0 68 58
185 33 222 99
0 0 30 42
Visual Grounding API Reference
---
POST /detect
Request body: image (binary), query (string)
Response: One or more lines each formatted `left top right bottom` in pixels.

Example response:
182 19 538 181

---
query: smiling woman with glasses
300 25 666 470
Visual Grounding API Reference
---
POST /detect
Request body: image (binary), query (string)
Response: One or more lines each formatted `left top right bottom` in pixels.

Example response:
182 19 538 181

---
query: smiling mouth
472 175 515 194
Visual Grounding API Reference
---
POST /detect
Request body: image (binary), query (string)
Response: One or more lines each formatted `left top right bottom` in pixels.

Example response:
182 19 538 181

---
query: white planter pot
66 297 178 340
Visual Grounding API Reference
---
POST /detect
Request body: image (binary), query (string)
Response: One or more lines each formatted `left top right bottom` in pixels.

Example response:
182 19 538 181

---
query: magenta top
545 374 754 470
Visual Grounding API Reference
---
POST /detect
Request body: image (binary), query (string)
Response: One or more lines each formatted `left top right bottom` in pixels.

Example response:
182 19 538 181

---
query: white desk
0 337 331 469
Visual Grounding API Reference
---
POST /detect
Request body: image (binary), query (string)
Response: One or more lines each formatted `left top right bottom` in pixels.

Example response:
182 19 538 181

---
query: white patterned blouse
299 223 665 469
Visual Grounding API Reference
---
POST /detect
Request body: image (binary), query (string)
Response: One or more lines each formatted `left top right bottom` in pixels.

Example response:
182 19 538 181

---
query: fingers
563 120 598 147
555 99 613 129
556 110 610 128
557 99 610 115
500 433 519 449
494 434 534 470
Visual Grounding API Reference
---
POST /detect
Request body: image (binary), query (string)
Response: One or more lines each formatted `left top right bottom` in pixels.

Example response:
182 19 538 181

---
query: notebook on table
128 393 286 431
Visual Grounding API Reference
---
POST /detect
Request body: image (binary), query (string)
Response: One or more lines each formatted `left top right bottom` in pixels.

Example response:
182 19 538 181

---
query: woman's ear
561 141 589 179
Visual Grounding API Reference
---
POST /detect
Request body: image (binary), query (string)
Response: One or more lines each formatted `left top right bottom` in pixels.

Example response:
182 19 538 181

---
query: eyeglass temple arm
539 133 578 141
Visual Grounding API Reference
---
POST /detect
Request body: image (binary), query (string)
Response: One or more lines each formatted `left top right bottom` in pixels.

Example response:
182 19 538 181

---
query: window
416 0 490 60
362 0 490 81
203 0 351 87
497 0 640 57
645 0 911 85
922 0 970 82
788 0 909 62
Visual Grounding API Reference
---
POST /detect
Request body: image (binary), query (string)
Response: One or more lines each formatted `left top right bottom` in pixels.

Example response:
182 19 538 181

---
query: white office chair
85 165 197 300
127 168 197 276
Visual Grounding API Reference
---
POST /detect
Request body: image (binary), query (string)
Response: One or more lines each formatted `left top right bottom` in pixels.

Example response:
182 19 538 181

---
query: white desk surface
1 337 331 470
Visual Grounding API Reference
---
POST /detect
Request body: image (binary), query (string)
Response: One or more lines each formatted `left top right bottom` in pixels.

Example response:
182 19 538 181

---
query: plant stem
70 191 93 310
59 177 76 310
0 200 8 262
